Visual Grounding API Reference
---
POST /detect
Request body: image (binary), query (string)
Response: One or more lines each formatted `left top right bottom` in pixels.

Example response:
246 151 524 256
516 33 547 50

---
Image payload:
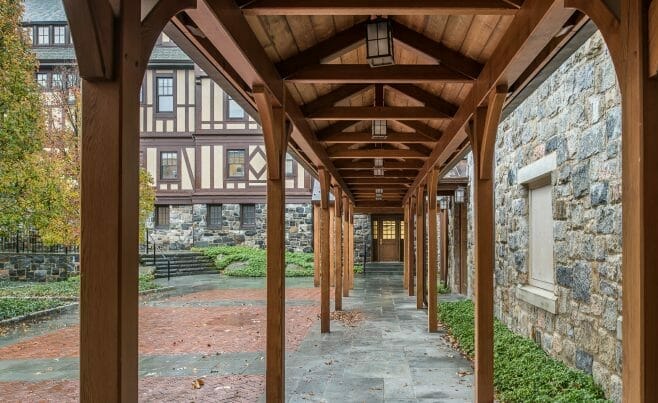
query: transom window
227 149 246 178
241 204 256 228
285 154 294 177
156 77 174 113
226 95 245 120
160 151 178 180
53 26 66 44
37 26 50 45
155 206 170 228
207 204 223 228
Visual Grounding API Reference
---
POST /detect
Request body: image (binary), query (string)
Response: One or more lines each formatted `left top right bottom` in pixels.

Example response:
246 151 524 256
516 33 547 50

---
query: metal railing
0 231 78 254
146 232 172 281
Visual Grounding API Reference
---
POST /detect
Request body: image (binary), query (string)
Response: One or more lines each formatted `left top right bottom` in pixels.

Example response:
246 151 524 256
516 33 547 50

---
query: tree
0 0 45 235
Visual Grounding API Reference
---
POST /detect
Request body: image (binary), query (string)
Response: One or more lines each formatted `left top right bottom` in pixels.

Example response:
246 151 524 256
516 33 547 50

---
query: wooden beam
342 194 350 298
240 0 519 15
319 168 331 333
334 186 343 310
391 22 483 79
427 169 439 332
347 178 412 185
63 0 114 80
330 149 429 159
620 0 658 401
387 84 459 117
403 0 575 203
315 120 360 140
322 132 433 144
301 85 371 116
255 87 290 403
342 170 418 178
408 197 416 297
479 87 508 180
286 65 473 84
73 0 140 400
415 188 425 308
334 160 424 170
276 23 366 78
187 0 354 201
307 106 451 120
470 107 495 402
398 120 443 141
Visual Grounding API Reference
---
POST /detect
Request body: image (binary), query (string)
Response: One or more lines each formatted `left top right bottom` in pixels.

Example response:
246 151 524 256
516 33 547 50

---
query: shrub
199 246 314 277
353 265 364 274
439 300 609 403
0 299 67 321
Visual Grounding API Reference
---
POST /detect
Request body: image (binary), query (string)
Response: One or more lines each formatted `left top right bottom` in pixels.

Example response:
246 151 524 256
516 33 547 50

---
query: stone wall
353 214 372 266
148 203 313 253
0 253 79 282
469 32 622 401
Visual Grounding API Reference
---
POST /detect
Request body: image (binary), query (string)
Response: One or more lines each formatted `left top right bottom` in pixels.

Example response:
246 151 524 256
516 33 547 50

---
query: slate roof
23 0 67 23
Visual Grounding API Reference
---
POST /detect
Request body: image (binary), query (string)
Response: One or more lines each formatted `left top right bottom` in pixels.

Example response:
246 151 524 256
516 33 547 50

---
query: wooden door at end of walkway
372 215 403 262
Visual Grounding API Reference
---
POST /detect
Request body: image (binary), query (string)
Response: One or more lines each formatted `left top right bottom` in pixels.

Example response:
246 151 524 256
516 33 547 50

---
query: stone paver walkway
0 273 472 402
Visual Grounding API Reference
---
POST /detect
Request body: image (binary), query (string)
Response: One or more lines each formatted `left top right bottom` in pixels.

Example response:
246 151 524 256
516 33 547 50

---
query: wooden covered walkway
63 0 657 401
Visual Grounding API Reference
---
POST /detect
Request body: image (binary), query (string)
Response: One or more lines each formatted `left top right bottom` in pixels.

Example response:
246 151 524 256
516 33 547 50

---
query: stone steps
139 251 217 278
364 262 404 274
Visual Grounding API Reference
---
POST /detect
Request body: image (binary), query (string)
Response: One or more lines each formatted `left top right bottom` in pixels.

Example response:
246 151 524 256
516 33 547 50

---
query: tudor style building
23 0 314 252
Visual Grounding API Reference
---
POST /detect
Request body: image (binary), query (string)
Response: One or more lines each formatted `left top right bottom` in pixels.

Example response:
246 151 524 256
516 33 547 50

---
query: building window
207 204 222 228
241 204 256 228
53 26 66 45
160 151 178 180
37 26 50 45
156 76 174 113
227 149 246 178
226 95 245 120
285 154 294 177
51 73 63 89
529 184 554 291
23 26 34 44
67 73 78 88
36 73 48 89
155 206 170 228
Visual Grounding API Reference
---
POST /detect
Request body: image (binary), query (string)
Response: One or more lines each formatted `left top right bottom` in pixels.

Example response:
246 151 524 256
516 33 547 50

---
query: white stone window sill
516 284 558 314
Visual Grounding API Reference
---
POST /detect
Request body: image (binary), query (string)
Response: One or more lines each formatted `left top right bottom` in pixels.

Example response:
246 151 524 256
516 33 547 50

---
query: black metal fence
0 231 78 254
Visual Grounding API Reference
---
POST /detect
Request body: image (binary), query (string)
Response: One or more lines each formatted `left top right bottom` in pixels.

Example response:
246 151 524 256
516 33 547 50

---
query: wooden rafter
387 84 459 117
341 170 419 178
403 0 575 202
307 106 451 120
239 0 520 15
398 120 443 141
301 84 371 116
286 65 473 84
322 132 433 144
329 149 429 159
315 121 360 140
391 21 483 79
334 160 424 170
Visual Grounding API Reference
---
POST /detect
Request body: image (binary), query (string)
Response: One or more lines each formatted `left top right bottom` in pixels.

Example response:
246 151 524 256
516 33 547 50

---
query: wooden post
334 185 343 311
407 197 416 297
621 1 658 401
254 86 290 403
319 168 331 333
349 203 355 289
403 202 409 290
469 87 506 403
64 0 140 399
427 170 439 332
329 205 335 287
313 203 320 287
440 208 449 287
415 186 425 309
343 202 348 291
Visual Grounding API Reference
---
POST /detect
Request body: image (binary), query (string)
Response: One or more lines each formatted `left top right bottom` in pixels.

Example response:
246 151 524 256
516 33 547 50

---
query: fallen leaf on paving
457 370 473 377
192 378 205 389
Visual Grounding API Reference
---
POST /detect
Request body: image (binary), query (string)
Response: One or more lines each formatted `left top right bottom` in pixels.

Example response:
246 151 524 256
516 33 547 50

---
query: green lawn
439 300 609 403
199 246 315 277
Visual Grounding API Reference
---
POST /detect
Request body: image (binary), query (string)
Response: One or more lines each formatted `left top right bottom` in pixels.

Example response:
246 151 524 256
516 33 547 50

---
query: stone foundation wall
147 203 313 253
466 32 622 401
0 253 79 282
353 214 372 266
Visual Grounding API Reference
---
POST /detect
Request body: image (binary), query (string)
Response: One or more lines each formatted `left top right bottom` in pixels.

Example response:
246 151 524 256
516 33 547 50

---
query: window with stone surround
155 206 170 228
240 204 256 228
207 204 222 228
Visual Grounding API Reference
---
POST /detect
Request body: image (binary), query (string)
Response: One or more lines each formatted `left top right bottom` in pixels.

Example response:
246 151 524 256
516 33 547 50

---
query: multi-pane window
160 151 178 180
51 73 63 89
156 77 174 113
207 204 223 228
53 26 66 44
400 221 405 240
373 221 379 240
37 26 50 45
67 73 78 88
227 150 245 178
36 73 48 89
382 220 396 240
155 206 170 228
285 154 294 177
227 95 245 119
241 204 256 228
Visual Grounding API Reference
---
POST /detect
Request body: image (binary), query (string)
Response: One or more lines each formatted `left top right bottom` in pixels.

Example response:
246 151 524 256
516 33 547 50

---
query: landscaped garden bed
438 300 609 402
198 246 314 277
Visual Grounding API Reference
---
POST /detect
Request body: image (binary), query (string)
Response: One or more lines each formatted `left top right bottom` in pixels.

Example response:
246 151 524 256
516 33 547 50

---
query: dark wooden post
334 184 343 310
403 202 409 290
440 207 449 287
313 203 320 287
319 168 331 333
427 170 439 331
342 194 350 297
415 186 425 309
254 86 291 403
620 1 658 400
407 197 416 297
63 0 140 399
349 202 355 289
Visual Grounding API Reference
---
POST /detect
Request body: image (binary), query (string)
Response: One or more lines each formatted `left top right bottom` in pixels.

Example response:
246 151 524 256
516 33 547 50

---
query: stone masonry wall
469 32 622 401
148 203 313 253
353 214 372 266
0 253 79 282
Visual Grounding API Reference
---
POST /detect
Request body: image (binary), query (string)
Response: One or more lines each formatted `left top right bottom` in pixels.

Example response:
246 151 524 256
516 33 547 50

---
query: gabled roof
23 0 67 24
34 46 192 66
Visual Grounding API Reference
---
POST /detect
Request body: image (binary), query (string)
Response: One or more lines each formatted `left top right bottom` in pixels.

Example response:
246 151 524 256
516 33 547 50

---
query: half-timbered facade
23 0 314 251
